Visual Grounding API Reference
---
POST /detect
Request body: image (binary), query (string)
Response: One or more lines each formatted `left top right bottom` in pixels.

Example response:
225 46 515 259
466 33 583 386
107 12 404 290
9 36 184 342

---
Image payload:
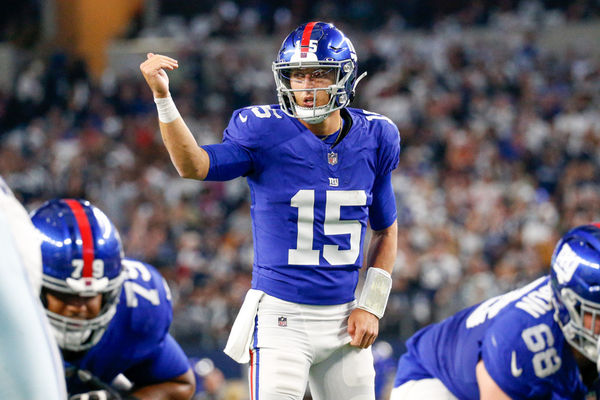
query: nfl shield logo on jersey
278 316 287 327
327 152 338 165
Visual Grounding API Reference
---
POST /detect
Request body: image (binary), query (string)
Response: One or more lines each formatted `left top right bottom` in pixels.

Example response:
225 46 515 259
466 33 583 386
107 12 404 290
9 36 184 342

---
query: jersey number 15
288 189 366 266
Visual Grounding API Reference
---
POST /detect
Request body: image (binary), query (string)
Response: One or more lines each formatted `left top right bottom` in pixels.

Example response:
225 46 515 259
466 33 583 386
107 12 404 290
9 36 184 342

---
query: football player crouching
31 198 195 400
391 223 600 400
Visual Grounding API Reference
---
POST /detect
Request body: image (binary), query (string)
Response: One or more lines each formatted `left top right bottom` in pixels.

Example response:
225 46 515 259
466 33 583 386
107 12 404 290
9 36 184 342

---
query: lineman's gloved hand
69 390 120 400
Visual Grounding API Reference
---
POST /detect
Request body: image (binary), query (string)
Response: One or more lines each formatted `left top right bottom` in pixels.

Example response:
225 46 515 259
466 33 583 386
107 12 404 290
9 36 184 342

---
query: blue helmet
272 21 366 124
31 199 125 351
550 223 600 361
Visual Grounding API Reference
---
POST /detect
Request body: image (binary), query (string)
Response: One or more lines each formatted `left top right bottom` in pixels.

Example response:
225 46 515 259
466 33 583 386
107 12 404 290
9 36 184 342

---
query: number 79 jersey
394 276 588 399
223 105 400 305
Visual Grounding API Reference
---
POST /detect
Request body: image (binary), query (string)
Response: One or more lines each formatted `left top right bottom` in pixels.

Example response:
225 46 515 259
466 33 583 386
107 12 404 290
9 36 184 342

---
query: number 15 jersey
207 105 400 305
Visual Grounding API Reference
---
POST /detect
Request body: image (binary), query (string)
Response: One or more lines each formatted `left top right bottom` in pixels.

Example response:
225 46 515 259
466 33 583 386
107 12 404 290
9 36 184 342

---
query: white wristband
357 267 392 319
154 96 180 123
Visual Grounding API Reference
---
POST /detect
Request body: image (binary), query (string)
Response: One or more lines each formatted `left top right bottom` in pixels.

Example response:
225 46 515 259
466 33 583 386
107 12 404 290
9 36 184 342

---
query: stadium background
2 0 600 398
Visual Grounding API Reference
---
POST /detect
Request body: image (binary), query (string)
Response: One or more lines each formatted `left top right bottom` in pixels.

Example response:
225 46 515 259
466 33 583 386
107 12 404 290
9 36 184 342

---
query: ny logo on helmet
554 243 600 284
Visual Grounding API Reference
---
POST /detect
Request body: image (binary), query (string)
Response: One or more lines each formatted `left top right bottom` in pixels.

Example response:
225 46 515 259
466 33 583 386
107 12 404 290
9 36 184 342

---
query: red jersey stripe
64 199 94 280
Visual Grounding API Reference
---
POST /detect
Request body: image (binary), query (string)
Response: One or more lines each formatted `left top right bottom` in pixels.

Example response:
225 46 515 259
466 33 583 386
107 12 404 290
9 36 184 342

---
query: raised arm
139 53 210 180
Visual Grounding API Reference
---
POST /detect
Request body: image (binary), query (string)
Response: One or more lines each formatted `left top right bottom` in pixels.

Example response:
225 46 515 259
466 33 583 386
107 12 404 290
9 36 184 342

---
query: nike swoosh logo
511 351 523 377
239 113 248 123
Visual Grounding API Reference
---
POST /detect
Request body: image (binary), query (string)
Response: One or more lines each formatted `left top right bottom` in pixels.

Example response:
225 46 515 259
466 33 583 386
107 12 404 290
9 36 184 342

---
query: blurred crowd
2 0 600 395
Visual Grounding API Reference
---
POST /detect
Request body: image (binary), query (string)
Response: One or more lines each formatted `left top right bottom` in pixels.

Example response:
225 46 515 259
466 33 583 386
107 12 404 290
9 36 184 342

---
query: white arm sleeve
0 185 67 399
0 177 43 293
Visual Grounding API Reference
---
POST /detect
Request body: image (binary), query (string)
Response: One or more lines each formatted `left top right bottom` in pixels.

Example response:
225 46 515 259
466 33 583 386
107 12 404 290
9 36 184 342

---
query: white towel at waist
224 289 265 363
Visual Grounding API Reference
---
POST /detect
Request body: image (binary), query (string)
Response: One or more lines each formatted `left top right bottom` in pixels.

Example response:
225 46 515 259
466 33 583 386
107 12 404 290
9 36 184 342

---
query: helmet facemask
273 61 354 124
272 22 366 125
553 287 600 362
42 270 126 352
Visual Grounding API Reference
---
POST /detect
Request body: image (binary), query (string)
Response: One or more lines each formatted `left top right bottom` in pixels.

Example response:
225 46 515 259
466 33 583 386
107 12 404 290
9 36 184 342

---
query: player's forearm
366 219 398 275
475 360 512 400
159 118 210 180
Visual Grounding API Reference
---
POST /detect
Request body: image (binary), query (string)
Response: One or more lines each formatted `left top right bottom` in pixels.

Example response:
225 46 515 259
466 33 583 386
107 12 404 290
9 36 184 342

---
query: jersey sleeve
368 172 397 230
481 326 536 399
121 260 174 356
203 107 269 180
123 334 190 384
222 108 264 149
117 260 190 383
375 117 401 176
481 316 565 399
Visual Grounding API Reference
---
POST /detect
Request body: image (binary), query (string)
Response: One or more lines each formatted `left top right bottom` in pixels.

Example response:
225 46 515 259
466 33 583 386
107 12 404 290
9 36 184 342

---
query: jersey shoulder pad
225 104 288 148
348 108 401 175
348 108 400 148
118 258 173 337
349 108 398 131
482 312 566 398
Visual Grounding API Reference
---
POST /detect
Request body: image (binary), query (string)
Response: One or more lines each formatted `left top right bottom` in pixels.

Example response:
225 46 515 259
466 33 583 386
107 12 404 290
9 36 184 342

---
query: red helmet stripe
300 21 317 57
64 199 94 279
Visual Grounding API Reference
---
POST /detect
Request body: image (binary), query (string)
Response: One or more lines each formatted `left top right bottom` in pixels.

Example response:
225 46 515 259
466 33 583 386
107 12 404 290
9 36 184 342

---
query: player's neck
300 111 342 138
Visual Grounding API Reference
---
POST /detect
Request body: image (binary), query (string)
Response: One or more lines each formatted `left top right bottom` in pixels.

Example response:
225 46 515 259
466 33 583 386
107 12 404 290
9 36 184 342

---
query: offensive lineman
391 224 600 399
31 198 195 399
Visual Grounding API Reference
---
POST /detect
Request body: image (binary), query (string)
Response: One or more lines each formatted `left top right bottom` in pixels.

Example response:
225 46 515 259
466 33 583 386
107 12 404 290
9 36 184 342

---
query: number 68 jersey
394 276 588 399
65 259 189 394
210 104 400 306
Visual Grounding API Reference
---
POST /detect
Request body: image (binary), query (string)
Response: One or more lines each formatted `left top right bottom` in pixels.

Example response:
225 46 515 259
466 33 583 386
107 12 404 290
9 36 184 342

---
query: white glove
69 390 114 400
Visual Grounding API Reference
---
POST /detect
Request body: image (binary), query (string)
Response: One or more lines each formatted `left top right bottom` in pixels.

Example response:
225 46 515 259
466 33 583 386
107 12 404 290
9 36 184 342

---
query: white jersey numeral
123 260 161 307
71 259 104 278
250 105 283 119
288 189 366 265
363 110 394 125
288 190 319 265
521 323 562 378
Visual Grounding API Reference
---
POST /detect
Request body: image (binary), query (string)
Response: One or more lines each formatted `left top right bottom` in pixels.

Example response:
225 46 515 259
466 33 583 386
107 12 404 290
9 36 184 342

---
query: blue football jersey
222 105 400 305
394 276 589 399
65 259 189 394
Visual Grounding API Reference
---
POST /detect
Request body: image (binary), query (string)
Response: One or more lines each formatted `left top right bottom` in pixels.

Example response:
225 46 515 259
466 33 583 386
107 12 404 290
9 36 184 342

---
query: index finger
145 53 179 64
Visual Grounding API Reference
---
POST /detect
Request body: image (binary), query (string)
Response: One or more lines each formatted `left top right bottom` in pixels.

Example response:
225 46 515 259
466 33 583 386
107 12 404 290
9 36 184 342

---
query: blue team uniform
65 259 189 394
394 276 589 399
203 104 400 306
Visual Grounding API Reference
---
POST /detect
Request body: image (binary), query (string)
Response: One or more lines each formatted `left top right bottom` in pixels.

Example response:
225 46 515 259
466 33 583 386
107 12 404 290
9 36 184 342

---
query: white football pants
248 294 375 400
389 379 458 400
